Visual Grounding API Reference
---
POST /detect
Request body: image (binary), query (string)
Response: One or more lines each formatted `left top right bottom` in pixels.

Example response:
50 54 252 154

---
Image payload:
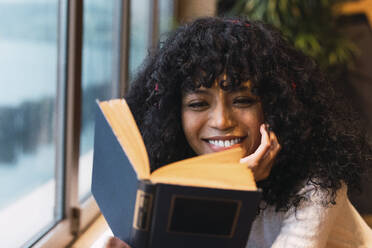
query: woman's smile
203 136 246 152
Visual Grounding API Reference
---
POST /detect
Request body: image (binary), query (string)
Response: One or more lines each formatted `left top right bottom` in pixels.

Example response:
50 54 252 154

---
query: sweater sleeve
271 183 347 248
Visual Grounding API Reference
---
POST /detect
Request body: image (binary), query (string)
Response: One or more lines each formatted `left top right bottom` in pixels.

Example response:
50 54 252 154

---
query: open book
92 99 261 248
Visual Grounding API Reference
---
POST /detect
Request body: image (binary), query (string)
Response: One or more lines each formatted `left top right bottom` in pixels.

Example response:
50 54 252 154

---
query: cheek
181 110 209 155
181 111 201 144
244 117 262 138
238 108 264 150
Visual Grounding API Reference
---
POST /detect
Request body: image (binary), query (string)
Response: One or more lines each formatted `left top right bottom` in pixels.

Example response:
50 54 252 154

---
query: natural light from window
0 0 59 246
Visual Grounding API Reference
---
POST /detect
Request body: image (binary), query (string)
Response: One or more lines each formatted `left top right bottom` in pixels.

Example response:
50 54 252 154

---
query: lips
207 138 242 147
203 136 246 151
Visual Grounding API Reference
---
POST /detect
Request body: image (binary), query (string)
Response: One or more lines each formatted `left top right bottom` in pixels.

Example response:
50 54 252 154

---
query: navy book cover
91 100 262 248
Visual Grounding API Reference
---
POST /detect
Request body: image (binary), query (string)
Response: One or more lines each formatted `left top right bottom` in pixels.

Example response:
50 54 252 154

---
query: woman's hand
240 123 281 181
104 237 131 248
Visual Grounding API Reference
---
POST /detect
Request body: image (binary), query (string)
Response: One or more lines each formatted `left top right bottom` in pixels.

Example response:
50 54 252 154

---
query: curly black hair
125 16 371 211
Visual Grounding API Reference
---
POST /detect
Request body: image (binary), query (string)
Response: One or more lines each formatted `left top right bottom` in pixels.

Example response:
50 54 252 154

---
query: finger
269 131 281 154
105 237 131 248
259 132 281 167
262 131 274 159
240 124 271 165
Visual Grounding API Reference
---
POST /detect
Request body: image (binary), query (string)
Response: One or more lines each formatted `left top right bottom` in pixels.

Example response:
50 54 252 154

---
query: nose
209 103 235 131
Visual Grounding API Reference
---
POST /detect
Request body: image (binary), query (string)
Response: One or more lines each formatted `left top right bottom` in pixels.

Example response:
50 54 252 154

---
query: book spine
130 180 156 248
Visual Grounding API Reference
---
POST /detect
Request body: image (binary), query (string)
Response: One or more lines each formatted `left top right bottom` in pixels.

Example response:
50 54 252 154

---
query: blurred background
0 0 370 247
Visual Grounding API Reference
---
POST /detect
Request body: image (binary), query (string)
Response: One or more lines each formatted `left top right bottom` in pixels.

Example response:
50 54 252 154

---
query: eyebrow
185 85 251 94
231 85 251 92
189 89 210 94
182 88 211 97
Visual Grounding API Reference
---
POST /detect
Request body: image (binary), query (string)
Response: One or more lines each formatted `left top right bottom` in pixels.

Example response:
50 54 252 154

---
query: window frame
31 0 178 246
33 0 131 246
33 0 84 245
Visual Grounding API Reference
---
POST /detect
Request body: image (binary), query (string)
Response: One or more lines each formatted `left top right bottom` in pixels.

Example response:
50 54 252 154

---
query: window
159 0 176 42
0 0 176 246
129 0 150 80
0 1 60 246
78 0 121 201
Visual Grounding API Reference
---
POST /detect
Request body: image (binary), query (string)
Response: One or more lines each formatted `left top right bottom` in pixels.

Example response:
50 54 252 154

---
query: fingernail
260 124 265 131
263 124 267 132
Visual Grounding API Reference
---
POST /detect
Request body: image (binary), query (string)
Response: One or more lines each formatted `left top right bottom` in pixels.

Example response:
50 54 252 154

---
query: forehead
183 80 253 95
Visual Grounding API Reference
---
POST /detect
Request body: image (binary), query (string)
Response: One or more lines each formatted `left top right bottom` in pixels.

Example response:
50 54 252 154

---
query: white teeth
208 138 242 147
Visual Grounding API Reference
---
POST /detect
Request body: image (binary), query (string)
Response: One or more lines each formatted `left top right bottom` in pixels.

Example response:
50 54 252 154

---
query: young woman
107 17 372 247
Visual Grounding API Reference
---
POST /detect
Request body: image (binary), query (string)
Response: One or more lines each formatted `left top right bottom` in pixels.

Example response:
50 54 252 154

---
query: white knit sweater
246 183 372 248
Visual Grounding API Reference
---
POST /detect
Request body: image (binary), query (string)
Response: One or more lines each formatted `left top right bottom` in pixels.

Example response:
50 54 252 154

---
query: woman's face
182 80 264 155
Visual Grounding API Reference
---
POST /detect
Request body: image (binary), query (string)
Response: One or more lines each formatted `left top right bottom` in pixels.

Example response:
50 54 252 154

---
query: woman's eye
187 101 209 110
233 97 257 106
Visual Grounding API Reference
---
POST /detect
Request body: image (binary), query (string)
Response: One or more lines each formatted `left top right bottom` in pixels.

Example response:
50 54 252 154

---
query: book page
99 100 150 179
150 148 257 191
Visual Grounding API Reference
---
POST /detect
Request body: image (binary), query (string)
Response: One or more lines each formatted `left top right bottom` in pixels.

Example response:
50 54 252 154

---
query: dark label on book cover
167 195 241 237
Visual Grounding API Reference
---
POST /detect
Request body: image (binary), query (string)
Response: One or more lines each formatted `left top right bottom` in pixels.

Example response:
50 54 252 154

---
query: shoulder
248 184 349 247
295 180 348 209
267 183 348 247
281 181 348 223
